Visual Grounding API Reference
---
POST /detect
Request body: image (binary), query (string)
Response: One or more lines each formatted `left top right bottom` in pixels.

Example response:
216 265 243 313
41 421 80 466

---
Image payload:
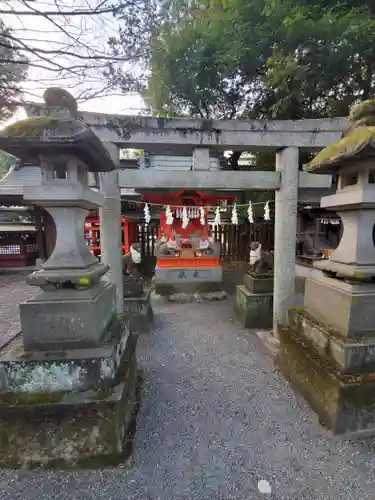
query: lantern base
26 262 109 289
304 275 375 339
0 324 138 468
314 259 375 280
277 311 375 436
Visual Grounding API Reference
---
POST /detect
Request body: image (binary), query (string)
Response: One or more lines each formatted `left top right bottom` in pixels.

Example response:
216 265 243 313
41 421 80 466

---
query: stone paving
0 277 374 499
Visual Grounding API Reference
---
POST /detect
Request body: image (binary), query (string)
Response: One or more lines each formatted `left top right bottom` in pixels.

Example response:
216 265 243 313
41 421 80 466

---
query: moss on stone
0 390 68 406
293 306 305 312
278 323 375 435
3 116 62 137
0 355 140 469
349 99 375 123
307 99 375 170
307 126 375 169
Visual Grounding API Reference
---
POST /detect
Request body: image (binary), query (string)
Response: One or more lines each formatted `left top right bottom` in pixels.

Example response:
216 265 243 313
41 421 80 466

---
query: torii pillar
99 143 124 316
273 147 299 333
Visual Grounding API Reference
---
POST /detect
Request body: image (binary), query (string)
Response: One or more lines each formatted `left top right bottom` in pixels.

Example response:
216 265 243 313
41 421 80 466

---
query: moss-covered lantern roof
305 100 375 174
0 88 117 173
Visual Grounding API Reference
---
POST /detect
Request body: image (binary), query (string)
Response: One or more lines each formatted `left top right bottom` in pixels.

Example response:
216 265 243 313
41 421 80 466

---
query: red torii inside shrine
84 211 139 258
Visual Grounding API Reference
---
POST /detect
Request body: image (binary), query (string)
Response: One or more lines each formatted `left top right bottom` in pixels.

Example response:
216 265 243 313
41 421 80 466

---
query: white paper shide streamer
165 205 174 225
200 206 205 226
213 206 221 227
181 206 189 229
231 203 238 225
264 201 270 221
144 203 151 225
247 201 254 223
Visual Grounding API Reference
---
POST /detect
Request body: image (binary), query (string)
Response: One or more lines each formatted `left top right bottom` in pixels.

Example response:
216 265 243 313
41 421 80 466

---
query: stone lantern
305 101 375 336
278 100 375 436
0 88 138 467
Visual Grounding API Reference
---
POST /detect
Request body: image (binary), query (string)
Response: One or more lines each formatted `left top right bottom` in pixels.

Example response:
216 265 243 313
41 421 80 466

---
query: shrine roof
306 100 375 174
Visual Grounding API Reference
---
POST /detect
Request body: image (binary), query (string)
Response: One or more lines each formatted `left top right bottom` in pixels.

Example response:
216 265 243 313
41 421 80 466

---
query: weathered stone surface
304 275 375 339
155 281 223 296
19 282 116 350
26 102 347 151
167 293 192 303
277 324 375 436
307 99 375 172
0 113 116 173
155 266 223 287
288 309 375 374
274 146 299 328
200 290 227 301
244 273 274 294
26 262 109 289
0 320 132 393
122 290 153 333
234 284 273 329
0 350 138 468
166 290 228 303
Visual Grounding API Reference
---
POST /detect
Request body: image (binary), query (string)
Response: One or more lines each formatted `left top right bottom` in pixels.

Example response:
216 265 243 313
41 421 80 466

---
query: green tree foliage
143 0 267 118
262 0 375 119
0 20 28 122
143 0 375 121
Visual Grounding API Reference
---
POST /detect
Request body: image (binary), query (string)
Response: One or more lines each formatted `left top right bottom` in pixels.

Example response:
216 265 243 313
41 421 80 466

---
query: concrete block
277 325 375 436
122 290 153 333
0 351 138 468
244 273 273 293
288 309 375 374
192 148 210 170
0 321 134 393
234 284 273 329
20 282 116 350
304 275 375 339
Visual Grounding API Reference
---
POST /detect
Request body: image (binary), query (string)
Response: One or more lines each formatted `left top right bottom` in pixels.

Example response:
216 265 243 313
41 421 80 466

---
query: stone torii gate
25 102 347 332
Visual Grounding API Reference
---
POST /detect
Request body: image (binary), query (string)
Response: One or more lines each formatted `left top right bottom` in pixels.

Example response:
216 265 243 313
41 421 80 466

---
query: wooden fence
137 221 274 263
213 222 274 261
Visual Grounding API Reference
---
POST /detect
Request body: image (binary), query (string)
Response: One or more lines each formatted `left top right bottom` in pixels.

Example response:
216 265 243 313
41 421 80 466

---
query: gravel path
0 272 34 348
0 298 374 500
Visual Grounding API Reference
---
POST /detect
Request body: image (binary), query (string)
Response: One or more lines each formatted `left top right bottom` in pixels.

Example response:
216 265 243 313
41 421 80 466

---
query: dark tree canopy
0 20 28 122
141 0 375 121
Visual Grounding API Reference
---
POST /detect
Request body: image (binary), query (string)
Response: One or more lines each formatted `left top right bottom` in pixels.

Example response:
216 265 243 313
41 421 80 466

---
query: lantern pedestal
234 273 273 329
0 88 138 467
20 282 116 350
277 101 375 436
122 289 153 333
278 309 375 436
0 321 138 468
304 275 375 339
